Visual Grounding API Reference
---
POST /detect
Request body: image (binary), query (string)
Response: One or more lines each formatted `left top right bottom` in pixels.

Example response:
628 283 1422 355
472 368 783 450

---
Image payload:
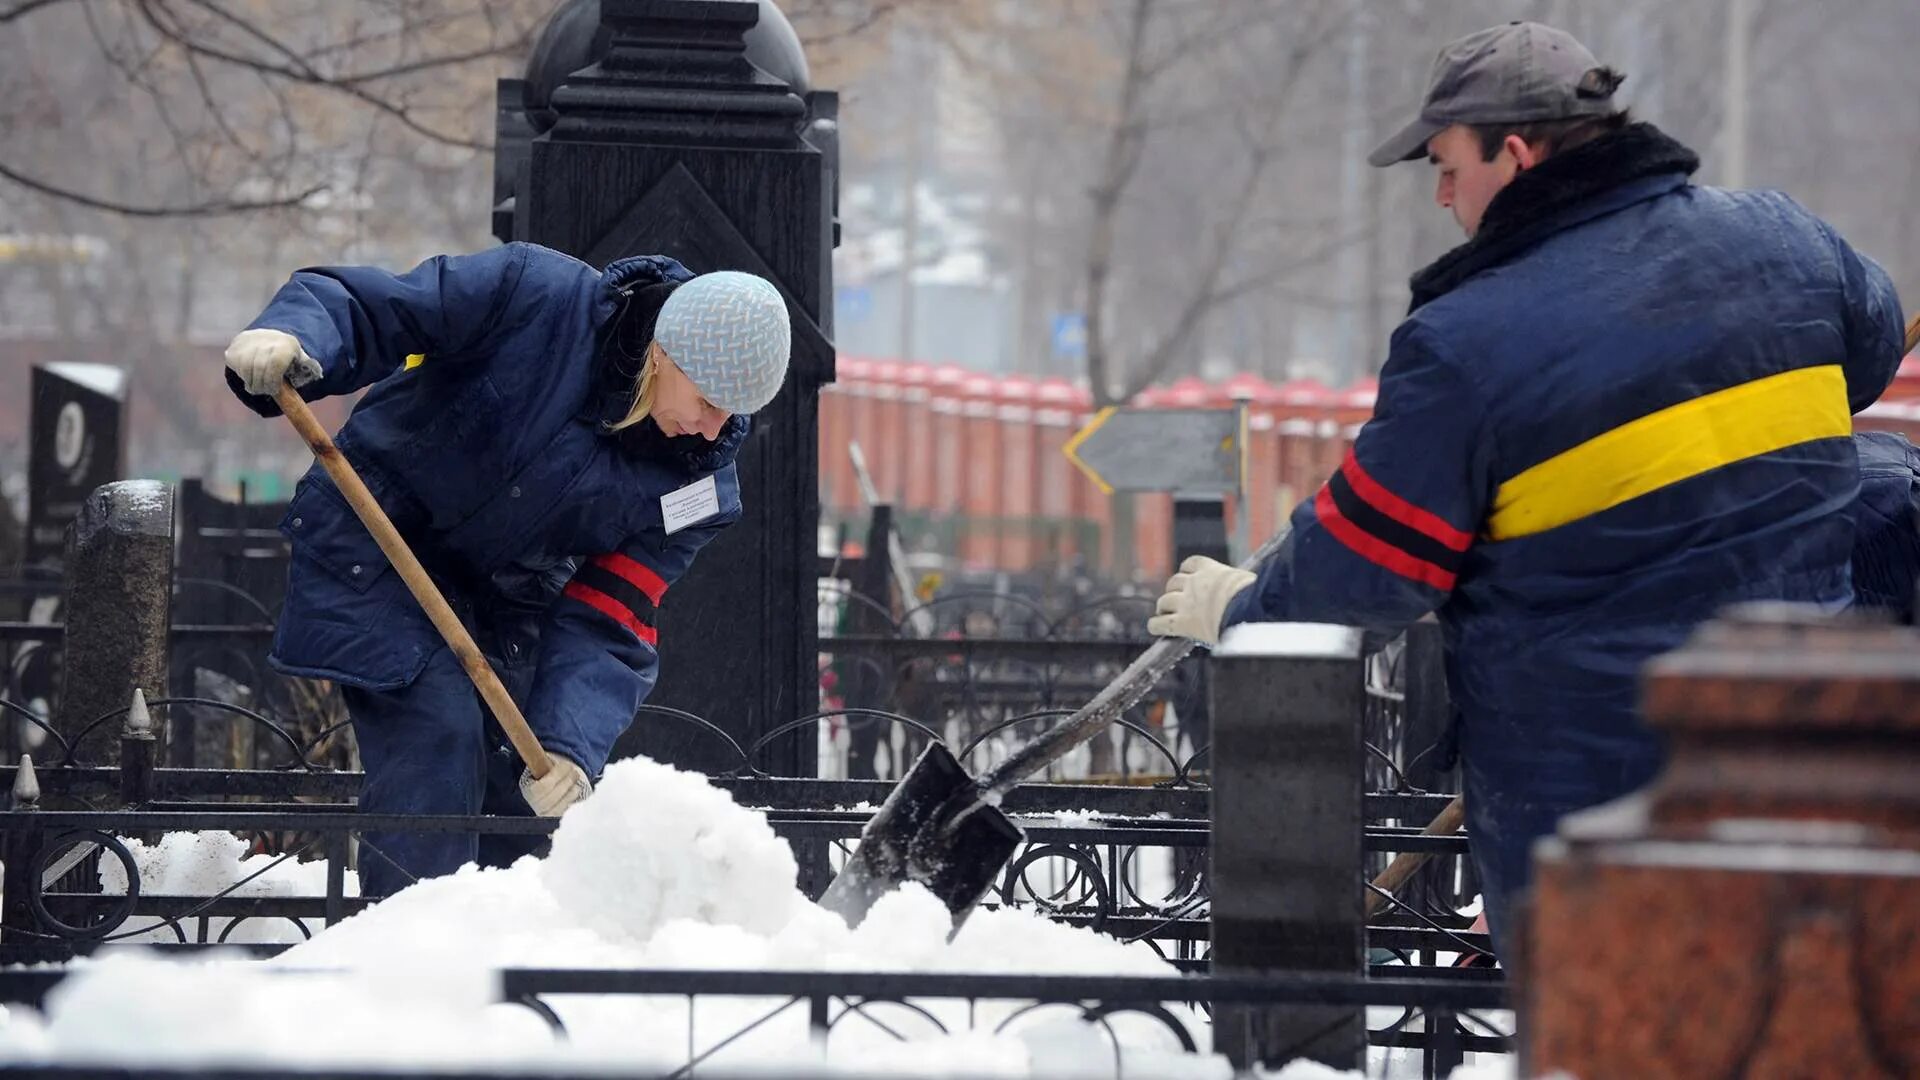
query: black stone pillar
1209 623 1367 1072
1171 498 1229 565
518 0 833 777
55 482 174 754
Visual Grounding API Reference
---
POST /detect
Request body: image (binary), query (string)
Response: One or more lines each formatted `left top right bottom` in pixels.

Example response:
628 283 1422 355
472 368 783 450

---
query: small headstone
28 363 127 567
55 481 174 756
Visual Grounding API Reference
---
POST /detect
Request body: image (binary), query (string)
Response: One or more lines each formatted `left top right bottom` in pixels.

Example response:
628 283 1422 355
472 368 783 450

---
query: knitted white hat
655 271 792 414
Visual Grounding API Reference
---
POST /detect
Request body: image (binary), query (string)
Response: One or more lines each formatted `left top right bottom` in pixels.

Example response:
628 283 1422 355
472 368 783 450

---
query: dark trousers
342 619 544 899
1463 751 1661 960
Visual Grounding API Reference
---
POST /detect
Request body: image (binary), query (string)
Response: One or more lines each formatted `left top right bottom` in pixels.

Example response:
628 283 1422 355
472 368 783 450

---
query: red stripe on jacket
563 580 661 646
1314 486 1458 591
1340 451 1473 552
591 552 669 605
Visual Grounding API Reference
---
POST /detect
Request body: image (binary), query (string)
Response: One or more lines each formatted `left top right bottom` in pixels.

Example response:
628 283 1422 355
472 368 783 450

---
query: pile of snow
540 756 801 941
99 830 356 945
0 758 1510 1078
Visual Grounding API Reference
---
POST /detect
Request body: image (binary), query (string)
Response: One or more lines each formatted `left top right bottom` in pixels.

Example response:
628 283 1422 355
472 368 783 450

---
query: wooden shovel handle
1905 314 1920 356
1365 794 1466 918
274 384 552 780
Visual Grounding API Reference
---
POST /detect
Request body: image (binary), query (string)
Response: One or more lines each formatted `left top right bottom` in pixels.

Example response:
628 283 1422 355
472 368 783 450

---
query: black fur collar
1408 123 1700 311
587 281 753 474
617 412 752 474
588 281 677 423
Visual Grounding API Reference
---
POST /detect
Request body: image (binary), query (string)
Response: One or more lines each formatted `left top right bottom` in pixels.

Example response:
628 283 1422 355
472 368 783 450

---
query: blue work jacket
229 243 746 774
1222 126 1905 909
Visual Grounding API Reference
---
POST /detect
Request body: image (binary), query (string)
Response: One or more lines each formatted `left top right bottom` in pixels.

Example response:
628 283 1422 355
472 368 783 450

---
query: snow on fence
0 567 1499 1077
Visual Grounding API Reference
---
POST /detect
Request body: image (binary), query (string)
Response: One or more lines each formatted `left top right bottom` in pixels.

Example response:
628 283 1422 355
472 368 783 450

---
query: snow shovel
273 383 555 781
820 528 1295 926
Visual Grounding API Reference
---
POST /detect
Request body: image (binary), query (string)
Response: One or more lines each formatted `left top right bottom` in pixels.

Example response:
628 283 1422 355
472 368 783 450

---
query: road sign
836 284 874 324
1050 312 1087 359
1063 406 1243 495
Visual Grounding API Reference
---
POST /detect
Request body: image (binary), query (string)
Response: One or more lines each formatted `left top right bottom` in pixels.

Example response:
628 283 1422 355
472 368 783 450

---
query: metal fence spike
12 754 40 808
125 688 155 738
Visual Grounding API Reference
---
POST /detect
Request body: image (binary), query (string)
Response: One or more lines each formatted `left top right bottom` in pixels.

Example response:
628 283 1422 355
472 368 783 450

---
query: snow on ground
0 758 1508 1077
98 829 357 945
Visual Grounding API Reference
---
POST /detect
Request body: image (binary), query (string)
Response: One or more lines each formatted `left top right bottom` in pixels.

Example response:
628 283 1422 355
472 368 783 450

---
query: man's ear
1505 133 1544 171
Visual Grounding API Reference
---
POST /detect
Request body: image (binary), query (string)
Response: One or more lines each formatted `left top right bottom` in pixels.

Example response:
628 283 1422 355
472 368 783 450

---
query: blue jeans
342 615 545 898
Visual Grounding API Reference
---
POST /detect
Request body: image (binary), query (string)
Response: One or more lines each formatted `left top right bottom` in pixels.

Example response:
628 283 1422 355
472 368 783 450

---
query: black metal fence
0 964 1505 1079
0 664 1497 1078
0 519 1496 1077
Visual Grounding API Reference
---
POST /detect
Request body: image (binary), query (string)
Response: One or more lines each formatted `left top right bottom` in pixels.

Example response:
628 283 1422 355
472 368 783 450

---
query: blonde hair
607 341 663 432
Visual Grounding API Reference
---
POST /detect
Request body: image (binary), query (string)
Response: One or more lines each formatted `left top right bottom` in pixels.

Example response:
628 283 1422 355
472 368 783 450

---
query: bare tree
1081 0 1359 404
0 0 549 216
914 0 1364 400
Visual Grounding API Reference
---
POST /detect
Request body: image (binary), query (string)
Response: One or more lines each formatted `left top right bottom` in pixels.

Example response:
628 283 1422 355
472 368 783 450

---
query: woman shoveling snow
221 244 791 899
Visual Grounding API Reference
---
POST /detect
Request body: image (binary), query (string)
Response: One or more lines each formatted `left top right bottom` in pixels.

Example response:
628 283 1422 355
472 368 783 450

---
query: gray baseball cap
1369 21 1625 167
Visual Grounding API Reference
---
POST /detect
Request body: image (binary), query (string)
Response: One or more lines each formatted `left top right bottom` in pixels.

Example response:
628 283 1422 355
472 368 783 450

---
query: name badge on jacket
661 474 721 536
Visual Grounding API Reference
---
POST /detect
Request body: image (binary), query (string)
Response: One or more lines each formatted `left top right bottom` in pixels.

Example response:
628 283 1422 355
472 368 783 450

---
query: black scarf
1408 123 1700 311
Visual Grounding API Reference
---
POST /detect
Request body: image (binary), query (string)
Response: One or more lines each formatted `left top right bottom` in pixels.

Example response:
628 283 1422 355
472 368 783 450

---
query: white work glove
1147 555 1257 646
224 328 322 396
519 753 593 817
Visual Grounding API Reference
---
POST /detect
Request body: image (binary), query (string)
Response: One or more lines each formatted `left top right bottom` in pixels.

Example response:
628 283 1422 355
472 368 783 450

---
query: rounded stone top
743 0 809 94
525 0 811 127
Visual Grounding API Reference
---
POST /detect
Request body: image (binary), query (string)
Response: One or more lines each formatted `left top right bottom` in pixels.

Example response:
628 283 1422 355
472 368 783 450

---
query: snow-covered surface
0 759 1511 1078
1215 622 1364 660
42 361 126 400
100 479 170 519
97 830 356 946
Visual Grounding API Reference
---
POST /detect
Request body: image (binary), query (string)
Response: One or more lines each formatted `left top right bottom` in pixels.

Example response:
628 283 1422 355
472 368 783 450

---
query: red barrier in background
822 355 1920 581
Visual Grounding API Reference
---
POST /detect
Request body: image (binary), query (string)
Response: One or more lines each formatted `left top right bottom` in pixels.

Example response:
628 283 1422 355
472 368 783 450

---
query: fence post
54 481 174 757
1401 616 1469 910
1209 622 1367 1072
0 757 42 946
841 504 895 781
118 689 156 808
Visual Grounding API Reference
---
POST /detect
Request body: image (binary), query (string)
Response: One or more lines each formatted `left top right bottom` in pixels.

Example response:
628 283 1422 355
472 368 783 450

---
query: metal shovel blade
819 741 1025 926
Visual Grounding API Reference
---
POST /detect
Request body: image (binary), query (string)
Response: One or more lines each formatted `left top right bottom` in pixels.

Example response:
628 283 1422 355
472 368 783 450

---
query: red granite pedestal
1525 608 1920 1079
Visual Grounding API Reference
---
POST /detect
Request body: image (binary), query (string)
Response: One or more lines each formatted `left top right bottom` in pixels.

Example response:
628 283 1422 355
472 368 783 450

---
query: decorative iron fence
0 965 1507 1080
0 684 1496 1076
0 563 1494 1077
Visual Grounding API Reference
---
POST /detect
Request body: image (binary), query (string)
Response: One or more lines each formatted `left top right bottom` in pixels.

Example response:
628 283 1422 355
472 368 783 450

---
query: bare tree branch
0 158 322 216
0 0 66 24
1140 1 1288 81
1083 0 1158 407
1083 0 1351 403
179 0 536 87
1119 145 1274 397
128 0 497 150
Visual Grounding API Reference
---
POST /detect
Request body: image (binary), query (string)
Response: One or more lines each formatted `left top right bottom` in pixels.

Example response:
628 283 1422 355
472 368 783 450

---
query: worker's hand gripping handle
273 383 553 780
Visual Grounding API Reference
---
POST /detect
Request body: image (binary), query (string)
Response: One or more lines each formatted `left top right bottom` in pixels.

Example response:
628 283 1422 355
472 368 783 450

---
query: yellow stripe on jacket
1486 364 1852 541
